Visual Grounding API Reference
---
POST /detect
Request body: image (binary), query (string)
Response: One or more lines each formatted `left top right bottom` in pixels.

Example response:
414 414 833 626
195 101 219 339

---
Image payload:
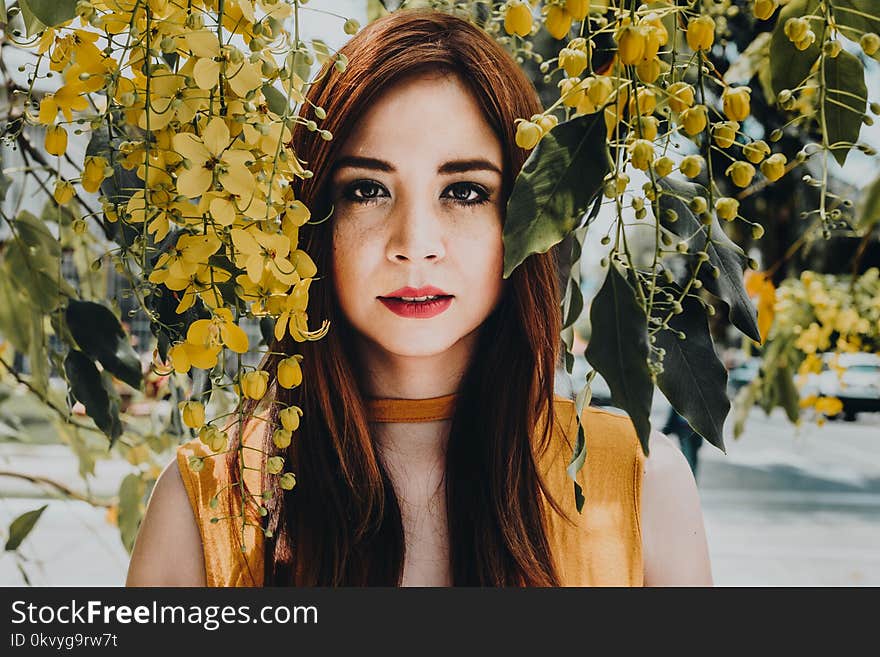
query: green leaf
0 269 32 355
654 296 729 451
118 474 145 553
63 349 123 444
27 307 49 397
656 177 760 343
503 113 610 278
65 300 143 391
832 0 880 47
311 38 332 64
261 83 288 117
561 275 584 330
15 0 47 37
18 0 76 28
823 50 867 167
0 148 12 202
857 173 880 231
769 0 821 97
4 505 48 551
584 266 653 452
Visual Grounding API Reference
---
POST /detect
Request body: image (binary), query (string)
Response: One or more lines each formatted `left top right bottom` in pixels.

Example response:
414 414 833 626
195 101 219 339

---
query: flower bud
504 1 533 38
241 370 269 400
279 405 303 432
860 32 880 56
760 152 787 181
715 197 739 221
726 161 756 188
629 139 655 171
617 25 646 65
45 124 68 156
784 17 809 43
559 47 588 77
277 355 303 389
679 154 704 179
273 428 292 449
753 0 777 21
686 15 715 52
544 4 573 40
722 87 751 122
267 456 284 475
712 120 739 148
180 401 206 429
279 472 297 490
516 120 543 149
666 82 695 113
586 75 613 106
53 179 75 205
565 0 590 22
653 155 674 177
743 139 771 163
343 18 360 35
680 105 708 136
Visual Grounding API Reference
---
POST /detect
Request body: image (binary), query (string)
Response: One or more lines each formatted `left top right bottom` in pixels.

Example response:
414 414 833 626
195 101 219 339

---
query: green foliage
656 178 760 343
63 349 124 444
65 300 143 391
4 505 48 551
118 474 145 553
858 173 880 230
769 0 820 97
18 0 76 29
823 50 867 167
584 266 653 452
503 113 609 278
654 296 729 451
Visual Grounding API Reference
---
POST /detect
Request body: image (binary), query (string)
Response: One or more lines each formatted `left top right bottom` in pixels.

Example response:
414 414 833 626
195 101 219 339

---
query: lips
377 286 454 319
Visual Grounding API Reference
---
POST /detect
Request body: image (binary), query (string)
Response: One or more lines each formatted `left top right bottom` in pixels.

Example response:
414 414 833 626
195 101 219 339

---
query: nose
385 197 446 264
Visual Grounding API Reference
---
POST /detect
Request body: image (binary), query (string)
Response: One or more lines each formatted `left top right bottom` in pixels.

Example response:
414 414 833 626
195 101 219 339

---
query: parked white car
806 352 880 421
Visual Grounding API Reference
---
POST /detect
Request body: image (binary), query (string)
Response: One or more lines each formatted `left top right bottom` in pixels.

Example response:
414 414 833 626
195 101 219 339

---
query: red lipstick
378 286 454 319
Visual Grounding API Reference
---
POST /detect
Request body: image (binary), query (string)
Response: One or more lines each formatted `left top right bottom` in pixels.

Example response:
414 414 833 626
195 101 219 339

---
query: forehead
339 71 503 166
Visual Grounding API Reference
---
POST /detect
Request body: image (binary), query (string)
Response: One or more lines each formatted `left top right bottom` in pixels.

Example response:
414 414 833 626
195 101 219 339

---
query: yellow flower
277 355 304 389
168 308 249 374
743 139 770 164
744 270 776 343
629 139 654 171
273 428 292 449
235 268 289 316
680 105 707 136
617 25 646 65
559 77 587 108
686 15 715 52
279 472 297 490
179 401 206 429
45 125 68 156
559 47 588 77
814 397 843 417
654 156 674 177
515 120 542 149
53 179 75 205
565 0 590 22
149 232 222 283
586 76 613 107
241 370 270 400
754 0 778 21
172 118 255 199
726 161 756 188
266 454 284 474
715 197 740 221
231 227 299 286
544 4 572 40
722 87 751 122
278 405 303 432
794 322 831 354
504 1 533 38
712 121 739 149
679 155 704 179
760 153 787 182
82 156 109 194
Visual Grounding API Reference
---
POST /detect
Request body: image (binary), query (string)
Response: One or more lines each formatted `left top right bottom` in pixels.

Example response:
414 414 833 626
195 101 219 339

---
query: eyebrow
332 156 502 176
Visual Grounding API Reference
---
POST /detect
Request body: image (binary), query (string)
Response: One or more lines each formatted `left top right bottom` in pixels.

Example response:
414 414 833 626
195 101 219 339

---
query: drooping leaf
18 0 76 28
261 83 289 117
118 474 145 553
769 0 821 97
63 349 123 444
0 269 32 355
654 296 730 451
65 300 143 391
4 505 48 551
832 0 880 51
584 266 653 452
823 50 867 167
503 113 609 278
0 149 11 202
15 0 47 37
656 177 761 343
857 173 880 231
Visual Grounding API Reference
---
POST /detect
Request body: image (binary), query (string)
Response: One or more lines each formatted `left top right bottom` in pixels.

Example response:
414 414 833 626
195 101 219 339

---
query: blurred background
1 0 878 586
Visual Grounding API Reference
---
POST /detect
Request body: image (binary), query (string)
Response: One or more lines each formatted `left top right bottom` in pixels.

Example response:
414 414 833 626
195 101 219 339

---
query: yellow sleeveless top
176 395 645 587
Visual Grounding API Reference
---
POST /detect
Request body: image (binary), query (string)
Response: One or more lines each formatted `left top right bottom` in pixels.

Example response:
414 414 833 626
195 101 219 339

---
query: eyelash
342 180 491 207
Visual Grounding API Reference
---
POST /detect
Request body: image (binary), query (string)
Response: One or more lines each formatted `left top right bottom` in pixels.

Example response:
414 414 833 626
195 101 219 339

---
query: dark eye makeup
339 179 492 207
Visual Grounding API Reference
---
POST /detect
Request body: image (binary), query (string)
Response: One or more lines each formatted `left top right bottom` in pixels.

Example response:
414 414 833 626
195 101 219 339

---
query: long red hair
228 8 567 586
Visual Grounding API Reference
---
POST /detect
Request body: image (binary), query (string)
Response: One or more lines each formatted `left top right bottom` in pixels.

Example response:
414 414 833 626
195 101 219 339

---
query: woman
127 9 712 587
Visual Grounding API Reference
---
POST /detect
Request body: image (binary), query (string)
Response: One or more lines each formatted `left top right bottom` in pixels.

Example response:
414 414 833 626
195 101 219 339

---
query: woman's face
329 72 506 361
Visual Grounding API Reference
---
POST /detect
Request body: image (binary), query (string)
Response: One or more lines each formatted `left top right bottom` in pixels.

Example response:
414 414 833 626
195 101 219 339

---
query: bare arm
641 430 713 586
126 458 207 586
